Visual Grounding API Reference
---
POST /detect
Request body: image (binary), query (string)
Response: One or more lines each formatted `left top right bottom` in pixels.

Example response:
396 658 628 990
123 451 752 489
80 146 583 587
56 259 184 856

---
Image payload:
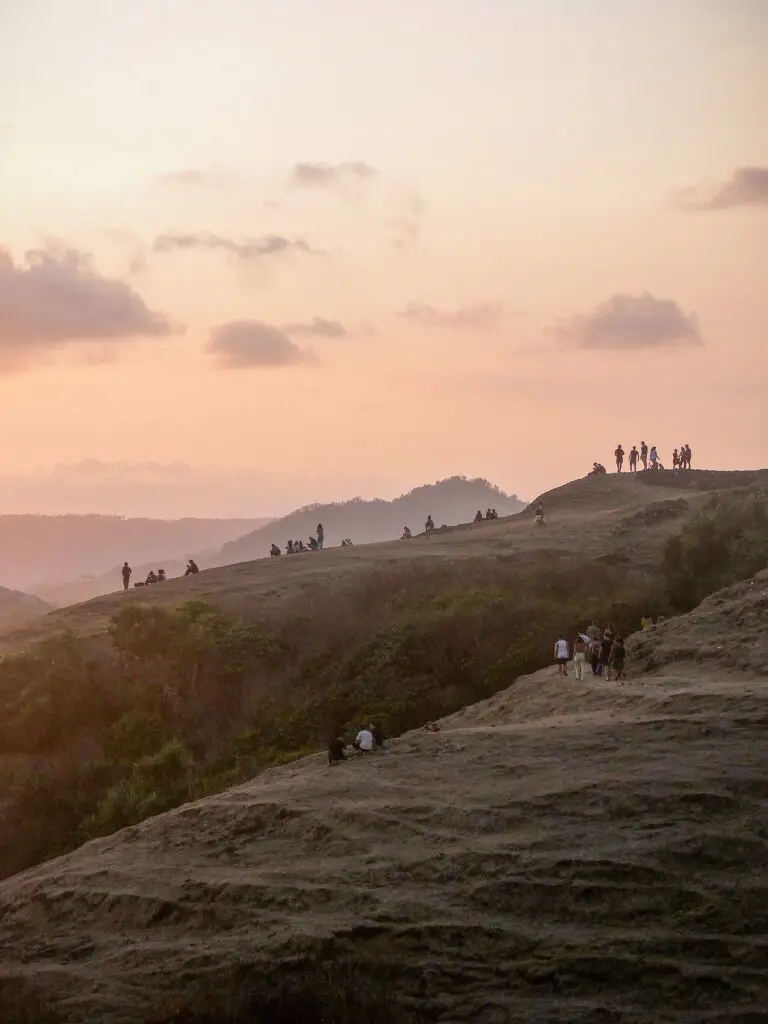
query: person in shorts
554 635 569 677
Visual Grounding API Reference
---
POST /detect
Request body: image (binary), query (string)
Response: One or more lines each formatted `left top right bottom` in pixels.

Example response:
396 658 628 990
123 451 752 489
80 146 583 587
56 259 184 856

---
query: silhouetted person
425 515 435 533
286 540 294 555
615 444 624 472
121 562 132 591
474 510 483 523
370 722 385 748
649 445 661 470
629 446 639 472
157 569 166 582
316 523 324 550
640 441 648 470
672 448 680 469
145 570 158 585
401 526 412 539
684 444 692 469
308 536 318 550
270 543 281 558
328 737 346 765
185 559 200 575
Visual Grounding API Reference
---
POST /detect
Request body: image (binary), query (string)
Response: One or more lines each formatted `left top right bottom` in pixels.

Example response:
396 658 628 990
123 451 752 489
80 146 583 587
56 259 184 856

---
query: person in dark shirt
369 722 385 748
328 737 346 765
609 636 626 681
599 633 614 680
121 561 132 590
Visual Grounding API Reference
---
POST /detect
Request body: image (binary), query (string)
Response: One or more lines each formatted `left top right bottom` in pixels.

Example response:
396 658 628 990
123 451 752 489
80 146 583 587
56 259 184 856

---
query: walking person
629 446 639 472
121 561 132 591
640 441 648 470
553 635 570 677
615 444 625 472
573 636 588 680
609 635 627 682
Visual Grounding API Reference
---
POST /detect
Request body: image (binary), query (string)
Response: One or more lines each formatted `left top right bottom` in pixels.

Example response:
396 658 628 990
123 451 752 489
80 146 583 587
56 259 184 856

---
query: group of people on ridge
121 559 199 590
554 622 626 682
271 524 324 557
474 508 499 522
328 722 385 764
613 442 693 473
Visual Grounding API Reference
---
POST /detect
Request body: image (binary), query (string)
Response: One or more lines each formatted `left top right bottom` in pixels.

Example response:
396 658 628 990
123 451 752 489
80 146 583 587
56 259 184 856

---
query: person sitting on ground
615 444 625 472
401 526 412 540
369 722 385 748
629 446 639 472
286 540 294 555
425 515 435 533
474 510 483 523
145 569 158 585
554 635 569 677
491 508 498 519
308 536 318 550
354 725 375 753
297 540 306 552
341 537 354 547
185 559 200 575
270 543 281 558
121 561 132 591
157 569 166 582
328 736 347 766
609 635 626 681
424 721 440 733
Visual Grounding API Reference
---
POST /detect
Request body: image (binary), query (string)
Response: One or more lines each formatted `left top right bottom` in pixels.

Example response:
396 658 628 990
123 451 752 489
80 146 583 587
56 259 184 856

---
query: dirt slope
2 468 758 657
1 565 767 1023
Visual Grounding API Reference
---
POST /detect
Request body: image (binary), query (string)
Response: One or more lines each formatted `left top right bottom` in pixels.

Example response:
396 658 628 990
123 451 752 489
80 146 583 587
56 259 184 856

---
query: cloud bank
153 232 323 260
0 246 176 370
676 166 768 211
207 320 317 368
398 301 503 330
289 161 377 188
550 292 702 349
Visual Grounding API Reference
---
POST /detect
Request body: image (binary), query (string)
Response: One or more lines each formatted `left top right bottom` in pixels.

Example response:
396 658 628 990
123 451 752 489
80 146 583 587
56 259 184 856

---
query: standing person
629 446 639 472
121 561 132 590
672 448 680 469
599 631 614 680
588 637 602 676
572 636 587 680
684 444 692 469
609 635 626 681
316 523 324 550
553 635 570 677
640 441 648 470
615 444 625 472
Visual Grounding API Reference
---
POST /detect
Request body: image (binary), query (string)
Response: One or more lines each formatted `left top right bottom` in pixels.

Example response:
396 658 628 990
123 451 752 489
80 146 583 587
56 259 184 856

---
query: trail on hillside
1 661 766 1023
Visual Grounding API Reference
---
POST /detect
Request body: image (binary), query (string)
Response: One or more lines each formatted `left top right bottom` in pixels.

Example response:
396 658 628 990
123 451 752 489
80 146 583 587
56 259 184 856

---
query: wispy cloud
207 319 318 368
674 166 768 211
391 190 426 249
398 301 503 330
282 317 347 339
153 231 324 260
289 161 377 188
549 292 703 349
0 245 179 372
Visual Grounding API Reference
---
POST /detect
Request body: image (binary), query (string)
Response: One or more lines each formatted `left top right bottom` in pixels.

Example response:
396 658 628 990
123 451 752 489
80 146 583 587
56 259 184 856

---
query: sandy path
1 666 766 1023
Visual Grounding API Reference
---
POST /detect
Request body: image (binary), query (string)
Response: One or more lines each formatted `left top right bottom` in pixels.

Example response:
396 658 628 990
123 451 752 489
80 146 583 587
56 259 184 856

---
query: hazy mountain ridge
219 476 525 562
0 515 271 593
0 585 52 632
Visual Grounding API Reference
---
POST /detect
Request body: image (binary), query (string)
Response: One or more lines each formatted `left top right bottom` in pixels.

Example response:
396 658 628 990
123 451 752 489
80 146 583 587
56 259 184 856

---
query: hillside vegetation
218 475 524 562
2 470 767 883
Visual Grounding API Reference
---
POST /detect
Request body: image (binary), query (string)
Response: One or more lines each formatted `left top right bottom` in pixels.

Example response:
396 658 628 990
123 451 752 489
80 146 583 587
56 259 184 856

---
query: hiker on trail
354 726 375 753
609 635 626 681
316 523 324 549
640 441 649 470
672 448 680 469
270 543 281 558
328 736 347 766
629 446 639 472
588 637 602 676
121 562 132 591
185 559 199 575
587 621 601 642
554 635 569 677
615 445 625 472
599 631 614 680
474 510 483 523
572 636 588 680
401 526 412 540
425 515 435 534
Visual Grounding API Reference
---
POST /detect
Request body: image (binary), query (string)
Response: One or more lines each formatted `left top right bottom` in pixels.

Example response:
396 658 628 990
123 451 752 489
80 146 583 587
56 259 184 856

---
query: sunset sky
1 0 767 517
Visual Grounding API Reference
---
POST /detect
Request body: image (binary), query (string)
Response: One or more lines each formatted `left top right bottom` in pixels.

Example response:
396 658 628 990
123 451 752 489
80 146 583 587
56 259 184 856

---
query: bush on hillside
662 492 768 611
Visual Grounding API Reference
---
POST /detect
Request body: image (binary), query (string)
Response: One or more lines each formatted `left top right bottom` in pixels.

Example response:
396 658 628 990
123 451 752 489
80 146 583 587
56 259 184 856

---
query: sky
1 0 767 517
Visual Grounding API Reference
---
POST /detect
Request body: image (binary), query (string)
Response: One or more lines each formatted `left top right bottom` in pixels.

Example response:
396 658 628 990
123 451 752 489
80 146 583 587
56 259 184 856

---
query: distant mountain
0 516 271 593
0 585 52 633
219 477 526 563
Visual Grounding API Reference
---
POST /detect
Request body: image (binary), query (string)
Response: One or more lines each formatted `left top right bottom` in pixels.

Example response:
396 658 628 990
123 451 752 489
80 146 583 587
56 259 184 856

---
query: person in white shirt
553 635 569 677
354 727 375 752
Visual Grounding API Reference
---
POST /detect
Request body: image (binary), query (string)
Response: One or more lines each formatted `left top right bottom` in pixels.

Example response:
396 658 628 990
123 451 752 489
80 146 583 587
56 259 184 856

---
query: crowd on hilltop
121 559 199 590
590 442 693 477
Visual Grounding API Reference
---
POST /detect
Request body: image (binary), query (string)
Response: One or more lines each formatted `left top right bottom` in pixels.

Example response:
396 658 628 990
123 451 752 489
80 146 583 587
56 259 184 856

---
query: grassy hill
1 481 767 1022
217 475 525 562
0 585 52 633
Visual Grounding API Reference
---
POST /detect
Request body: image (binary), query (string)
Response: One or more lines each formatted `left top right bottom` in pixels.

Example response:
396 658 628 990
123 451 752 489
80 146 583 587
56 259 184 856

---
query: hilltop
1 561 766 1022
0 585 51 633
0 515 270 595
216 475 525 563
